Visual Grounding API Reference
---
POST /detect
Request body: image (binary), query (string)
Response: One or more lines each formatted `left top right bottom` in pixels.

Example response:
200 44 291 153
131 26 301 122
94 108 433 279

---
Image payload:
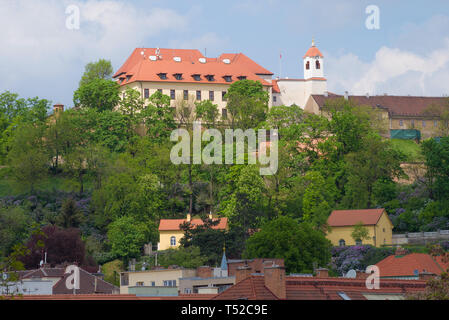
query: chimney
264 266 286 299
235 266 252 283
187 213 191 222
419 272 436 281
94 276 98 293
395 247 408 256
315 268 329 278
344 91 349 100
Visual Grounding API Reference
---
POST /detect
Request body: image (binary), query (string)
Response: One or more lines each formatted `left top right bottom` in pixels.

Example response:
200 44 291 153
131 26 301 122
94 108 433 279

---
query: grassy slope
390 139 424 162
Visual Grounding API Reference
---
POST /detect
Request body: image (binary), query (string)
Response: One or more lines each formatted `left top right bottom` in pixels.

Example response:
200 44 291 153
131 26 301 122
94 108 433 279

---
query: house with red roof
326 209 393 247
212 264 427 300
376 250 449 280
305 93 449 139
113 47 275 119
158 213 228 250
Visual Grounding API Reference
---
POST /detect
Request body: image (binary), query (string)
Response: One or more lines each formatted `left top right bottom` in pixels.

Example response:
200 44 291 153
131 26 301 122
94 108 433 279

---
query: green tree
0 207 32 257
73 78 120 112
107 216 152 264
351 222 371 244
156 246 208 269
79 59 114 86
422 137 449 200
7 123 48 192
195 100 219 126
225 79 268 129
57 198 84 229
244 216 332 273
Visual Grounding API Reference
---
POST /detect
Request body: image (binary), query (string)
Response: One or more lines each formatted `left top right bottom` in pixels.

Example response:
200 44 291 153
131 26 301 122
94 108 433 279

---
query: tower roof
303 40 324 59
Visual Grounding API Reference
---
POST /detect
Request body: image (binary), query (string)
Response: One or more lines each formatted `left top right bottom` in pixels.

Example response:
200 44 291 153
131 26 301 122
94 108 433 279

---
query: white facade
273 41 327 108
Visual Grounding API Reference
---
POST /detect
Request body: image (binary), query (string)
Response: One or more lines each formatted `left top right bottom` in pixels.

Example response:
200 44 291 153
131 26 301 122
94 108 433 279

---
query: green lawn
390 139 424 162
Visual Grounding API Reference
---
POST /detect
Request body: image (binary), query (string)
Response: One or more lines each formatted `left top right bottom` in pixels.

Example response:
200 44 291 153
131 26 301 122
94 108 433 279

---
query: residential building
15 266 118 295
376 249 449 280
326 208 393 247
212 265 428 300
305 93 449 139
119 267 196 295
272 39 327 108
113 47 275 116
179 252 235 295
158 213 228 250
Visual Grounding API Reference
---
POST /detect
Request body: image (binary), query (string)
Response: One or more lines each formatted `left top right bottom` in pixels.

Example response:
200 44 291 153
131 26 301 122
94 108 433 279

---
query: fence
392 230 449 245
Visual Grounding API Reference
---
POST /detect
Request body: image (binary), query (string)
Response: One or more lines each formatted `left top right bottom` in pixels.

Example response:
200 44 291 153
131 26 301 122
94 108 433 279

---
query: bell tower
303 39 324 79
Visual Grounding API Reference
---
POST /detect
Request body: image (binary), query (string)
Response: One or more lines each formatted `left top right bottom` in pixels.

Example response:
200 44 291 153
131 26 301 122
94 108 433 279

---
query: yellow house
158 214 228 251
326 209 393 247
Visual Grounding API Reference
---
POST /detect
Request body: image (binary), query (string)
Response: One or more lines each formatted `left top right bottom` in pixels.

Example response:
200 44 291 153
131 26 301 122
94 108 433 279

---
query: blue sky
1 0 449 108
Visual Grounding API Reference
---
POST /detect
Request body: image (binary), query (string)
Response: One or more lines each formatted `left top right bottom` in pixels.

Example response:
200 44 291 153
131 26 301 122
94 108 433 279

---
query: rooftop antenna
204 48 207 57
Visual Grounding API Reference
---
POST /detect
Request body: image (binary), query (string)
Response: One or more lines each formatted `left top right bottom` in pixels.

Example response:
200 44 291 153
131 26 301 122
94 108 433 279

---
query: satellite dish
149 56 157 61
173 56 181 62
222 59 231 64
345 269 357 278
198 58 206 64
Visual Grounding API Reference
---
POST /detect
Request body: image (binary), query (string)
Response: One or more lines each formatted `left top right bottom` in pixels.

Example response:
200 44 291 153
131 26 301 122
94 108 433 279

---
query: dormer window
306 61 310 70
126 75 132 81
158 73 167 80
316 60 320 69
173 73 183 80
192 74 201 81
223 75 232 82
237 76 246 81
205 75 215 82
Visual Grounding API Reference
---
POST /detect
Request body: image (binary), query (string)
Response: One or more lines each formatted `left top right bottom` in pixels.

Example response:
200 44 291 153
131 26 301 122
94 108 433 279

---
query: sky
1 0 449 108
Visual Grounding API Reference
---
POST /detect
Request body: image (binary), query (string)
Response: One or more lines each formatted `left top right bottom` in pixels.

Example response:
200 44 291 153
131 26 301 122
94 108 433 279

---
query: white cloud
326 39 449 97
0 0 190 106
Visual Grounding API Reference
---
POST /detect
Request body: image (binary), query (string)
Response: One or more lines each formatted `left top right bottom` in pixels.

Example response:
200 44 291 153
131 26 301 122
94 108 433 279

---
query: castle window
316 60 320 69
170 89 175 100
183 90 188 100
223 75 232 82
222 91 227 101
196 90 201 101
339 239 346 247
411 119 415 127
192 74 201 81
205 75 215 82
273 96 277 103
157 73 167 80
422 120 426 127
170 236 176 246
173 73 183 80
237 76 246 80
209 91 214 101
355 239 362 246
306 61 310 70
144 89 149 99
434 120 438 127
399 120 404 127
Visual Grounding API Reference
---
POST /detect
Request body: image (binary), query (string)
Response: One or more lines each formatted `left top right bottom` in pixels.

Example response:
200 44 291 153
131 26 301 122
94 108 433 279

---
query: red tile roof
285 277 426 300
114 48 273 87
212 275 278 300
311 94 449 117
158 217 228 231
303 45 324 59
376 253 449 277
327 209 386 227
